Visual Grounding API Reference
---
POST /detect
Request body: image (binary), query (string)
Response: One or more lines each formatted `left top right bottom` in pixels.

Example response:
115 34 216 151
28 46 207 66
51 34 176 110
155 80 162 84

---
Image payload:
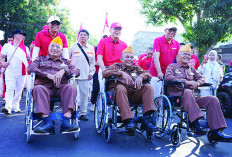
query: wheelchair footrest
30 111 78 121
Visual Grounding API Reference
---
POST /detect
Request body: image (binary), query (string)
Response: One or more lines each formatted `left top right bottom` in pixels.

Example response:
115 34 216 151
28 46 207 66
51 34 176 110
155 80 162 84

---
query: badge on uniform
131 72 138 78
175 69 181 74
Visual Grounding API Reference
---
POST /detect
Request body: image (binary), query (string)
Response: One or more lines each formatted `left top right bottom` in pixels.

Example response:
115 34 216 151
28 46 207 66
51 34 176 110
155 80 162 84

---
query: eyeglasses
51 21 60 26
168 28 177 33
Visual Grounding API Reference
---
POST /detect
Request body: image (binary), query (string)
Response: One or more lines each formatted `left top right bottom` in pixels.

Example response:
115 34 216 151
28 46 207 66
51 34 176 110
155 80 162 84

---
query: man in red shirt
137 47 153 71
32 16 69 61
150 26 180 98
96 22 127 71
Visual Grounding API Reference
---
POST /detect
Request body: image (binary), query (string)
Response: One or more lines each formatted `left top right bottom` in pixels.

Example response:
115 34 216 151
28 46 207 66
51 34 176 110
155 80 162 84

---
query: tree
139 0 232 59
0 0 74 47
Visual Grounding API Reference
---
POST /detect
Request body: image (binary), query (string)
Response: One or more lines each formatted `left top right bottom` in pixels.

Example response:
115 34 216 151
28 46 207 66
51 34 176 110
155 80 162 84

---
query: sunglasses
168 28 177 33
51 21 60 26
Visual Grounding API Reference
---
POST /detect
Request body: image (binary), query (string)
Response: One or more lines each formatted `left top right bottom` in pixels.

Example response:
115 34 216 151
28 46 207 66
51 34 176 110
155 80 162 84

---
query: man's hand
121 71 133 85
158 72 164 80
47 74 56 84
134 76 143 89
54 69 65 86
88 75 93 80
185 81 199 90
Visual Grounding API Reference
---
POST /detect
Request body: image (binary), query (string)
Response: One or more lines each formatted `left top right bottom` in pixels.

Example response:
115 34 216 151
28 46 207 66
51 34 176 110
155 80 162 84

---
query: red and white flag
103 12 109 35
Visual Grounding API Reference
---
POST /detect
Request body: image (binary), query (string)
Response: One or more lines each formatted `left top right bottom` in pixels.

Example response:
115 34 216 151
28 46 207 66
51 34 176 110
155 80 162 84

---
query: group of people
0 15 232 142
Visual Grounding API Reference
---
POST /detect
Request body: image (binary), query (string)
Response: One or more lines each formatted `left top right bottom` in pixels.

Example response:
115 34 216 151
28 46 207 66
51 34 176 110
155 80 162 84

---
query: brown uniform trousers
182 89 226 130
116 83 155 121
166 63 227 131
33 84 77 115
103 63 155 121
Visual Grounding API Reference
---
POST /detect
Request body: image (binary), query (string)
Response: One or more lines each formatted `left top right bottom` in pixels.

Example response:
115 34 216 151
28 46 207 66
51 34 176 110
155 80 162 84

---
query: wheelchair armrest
142 78 151 85
199 83 213 87
164 81 184 86
106 75 116 81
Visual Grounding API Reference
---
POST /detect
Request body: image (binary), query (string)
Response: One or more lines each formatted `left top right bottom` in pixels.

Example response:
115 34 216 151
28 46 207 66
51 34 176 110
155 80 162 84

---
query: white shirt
70 43 95 80
1 43 29 76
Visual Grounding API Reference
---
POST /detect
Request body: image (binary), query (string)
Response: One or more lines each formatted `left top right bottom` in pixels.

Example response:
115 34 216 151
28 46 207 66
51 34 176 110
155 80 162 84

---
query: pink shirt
96 36 127 66
150 35 180 77
137 54 153 71
34 30 68 56
0 44 2 52
190 54 200 69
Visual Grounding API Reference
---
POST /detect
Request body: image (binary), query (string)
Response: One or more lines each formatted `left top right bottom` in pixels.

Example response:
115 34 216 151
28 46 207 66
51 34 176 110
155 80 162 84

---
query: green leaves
139 0 232 58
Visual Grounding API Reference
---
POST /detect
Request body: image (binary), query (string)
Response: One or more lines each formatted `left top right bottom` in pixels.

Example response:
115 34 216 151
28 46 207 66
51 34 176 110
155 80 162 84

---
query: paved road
0 93 232 157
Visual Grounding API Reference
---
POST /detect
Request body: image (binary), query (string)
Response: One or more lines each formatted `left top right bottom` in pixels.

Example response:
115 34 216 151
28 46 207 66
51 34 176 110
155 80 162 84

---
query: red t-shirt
150 35 180 77
137 54 153 71
34 30 68 56
96 36 127 66
190 54 200 69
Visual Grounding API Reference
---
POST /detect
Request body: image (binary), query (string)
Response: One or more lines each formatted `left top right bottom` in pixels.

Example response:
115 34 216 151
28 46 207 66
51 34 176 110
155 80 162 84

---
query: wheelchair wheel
170 129 181 147
207 131 218 146
146 131 154 142
26 119 32 143
104 124 112 143
94 92 108 134
154 95 172 138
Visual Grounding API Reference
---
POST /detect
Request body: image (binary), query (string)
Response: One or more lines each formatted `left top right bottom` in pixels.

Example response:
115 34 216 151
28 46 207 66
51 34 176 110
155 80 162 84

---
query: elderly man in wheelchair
102 46 158 134
165 43 232 142
27 37 80 134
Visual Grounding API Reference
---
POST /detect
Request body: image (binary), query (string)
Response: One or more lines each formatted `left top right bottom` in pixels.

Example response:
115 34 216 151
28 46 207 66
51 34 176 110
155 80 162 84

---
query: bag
77 43 90 66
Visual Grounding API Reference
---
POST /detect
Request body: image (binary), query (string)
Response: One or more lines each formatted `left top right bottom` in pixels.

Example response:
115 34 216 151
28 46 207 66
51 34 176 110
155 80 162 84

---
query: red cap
110 22 122 28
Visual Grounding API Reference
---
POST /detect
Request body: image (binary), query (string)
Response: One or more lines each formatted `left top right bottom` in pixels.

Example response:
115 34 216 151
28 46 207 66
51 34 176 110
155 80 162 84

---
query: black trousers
90 73 100 104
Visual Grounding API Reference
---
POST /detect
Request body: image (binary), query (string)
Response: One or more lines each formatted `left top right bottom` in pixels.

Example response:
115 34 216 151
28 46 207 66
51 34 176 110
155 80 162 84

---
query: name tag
190 72 194 76
131 72 138 78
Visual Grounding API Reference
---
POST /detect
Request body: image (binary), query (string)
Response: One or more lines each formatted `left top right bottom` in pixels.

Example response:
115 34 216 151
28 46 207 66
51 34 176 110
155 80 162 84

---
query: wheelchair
94 76 155 143
25 73 80 143
153 79 218 146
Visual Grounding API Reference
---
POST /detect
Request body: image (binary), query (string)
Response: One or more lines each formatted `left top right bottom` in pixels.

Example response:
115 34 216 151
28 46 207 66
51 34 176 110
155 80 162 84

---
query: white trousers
150 77 162 99
5 75 26 110
76 79 89 116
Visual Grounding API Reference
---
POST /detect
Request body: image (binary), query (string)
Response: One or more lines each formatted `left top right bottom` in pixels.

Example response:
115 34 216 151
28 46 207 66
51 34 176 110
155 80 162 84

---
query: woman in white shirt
198 50 223 96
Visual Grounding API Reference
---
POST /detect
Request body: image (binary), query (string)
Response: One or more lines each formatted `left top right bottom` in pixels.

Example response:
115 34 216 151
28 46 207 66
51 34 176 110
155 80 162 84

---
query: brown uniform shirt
165 62 205 95
28 56 80 88
102 63 152 90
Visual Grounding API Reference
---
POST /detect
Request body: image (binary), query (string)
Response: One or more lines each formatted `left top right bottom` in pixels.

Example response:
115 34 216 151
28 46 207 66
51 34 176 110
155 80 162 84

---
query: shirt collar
45 29 60 38
109 36 120 43
176 62 190 68
162 35 174 44
45 55 63 62
78 42 88 48
120 63 134 71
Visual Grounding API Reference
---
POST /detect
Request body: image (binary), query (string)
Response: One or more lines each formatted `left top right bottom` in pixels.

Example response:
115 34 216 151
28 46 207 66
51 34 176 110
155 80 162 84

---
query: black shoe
34 116 55 135
79 115 88 121
191 120 207 135
141 116 158 131
125 119 135 131
60 117 78 133
210 130 232 142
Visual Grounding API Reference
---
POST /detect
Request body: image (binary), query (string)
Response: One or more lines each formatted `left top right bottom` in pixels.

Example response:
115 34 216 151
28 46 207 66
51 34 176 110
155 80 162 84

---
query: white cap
47 16 60 23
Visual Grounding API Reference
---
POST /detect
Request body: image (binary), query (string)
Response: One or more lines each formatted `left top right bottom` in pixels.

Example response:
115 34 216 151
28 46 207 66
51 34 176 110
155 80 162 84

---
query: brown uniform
28 56 80 115
102 63 155 121
165 62 227 131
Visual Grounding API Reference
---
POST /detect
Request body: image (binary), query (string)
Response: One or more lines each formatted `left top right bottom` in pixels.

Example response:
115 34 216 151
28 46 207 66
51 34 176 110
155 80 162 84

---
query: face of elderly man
165 27 177 41
48 42 62 59
110 27 122 39
178 51 192 65
48 20 60 33
120 52 134 68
